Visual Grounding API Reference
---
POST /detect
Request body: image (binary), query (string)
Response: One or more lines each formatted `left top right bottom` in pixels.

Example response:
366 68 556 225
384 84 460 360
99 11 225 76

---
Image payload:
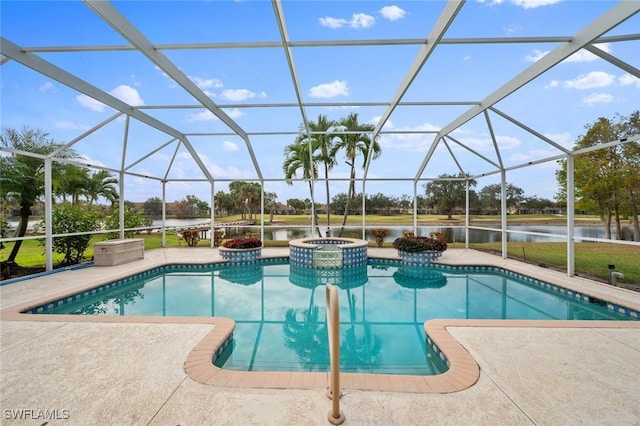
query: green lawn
2 229 638 285
469 241 640 284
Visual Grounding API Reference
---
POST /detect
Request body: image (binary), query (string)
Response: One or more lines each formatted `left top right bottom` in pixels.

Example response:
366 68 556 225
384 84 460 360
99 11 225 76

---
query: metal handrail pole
325 284 345 425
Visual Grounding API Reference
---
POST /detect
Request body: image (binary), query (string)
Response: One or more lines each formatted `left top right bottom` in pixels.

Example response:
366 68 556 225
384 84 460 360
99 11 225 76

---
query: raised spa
289 237 368 268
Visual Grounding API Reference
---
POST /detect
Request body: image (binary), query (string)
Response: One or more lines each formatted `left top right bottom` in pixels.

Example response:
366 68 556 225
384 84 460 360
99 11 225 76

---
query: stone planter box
94 239 144 266
219 246 262 264
397 250 442 266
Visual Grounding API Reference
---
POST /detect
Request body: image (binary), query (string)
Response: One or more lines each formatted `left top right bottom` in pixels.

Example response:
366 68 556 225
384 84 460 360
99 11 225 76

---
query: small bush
182 229 200 247
41 205 101 265
213 229 225 247
392 235 447 253
370 228 391 247
222 237 262 249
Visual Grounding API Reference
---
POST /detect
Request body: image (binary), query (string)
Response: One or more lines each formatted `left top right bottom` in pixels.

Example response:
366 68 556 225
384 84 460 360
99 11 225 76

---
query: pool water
40 260 634 375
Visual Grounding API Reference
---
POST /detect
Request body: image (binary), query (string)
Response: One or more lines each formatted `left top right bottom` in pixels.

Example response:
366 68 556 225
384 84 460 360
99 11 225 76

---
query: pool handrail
325 284 345 425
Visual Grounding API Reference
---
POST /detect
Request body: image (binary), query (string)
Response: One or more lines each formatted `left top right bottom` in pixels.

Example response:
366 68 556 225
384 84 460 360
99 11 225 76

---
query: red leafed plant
222 237 262 249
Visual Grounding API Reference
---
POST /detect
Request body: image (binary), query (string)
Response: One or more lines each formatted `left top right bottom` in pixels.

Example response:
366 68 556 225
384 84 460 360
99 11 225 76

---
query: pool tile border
1 252 639 394
15 257 640 319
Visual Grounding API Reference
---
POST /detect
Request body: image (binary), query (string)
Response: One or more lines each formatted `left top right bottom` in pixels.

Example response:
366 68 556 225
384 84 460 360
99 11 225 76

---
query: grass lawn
2 227 638 286
469 241 640 285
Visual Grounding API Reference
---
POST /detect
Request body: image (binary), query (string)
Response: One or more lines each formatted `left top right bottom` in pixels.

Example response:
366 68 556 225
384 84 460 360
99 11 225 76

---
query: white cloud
351 13 375 28
548 71 615 90
39 81 54 92
222 141 239 151
370 115 394 129
190 76 223 90
543 132 573 149
619 73 640 88
479 0 561 9
53 121 90 131
319 17 348 29
309 80 349 98
110 85 144 106
379 122 441 151
380 5 405 21
220 88 266 101
504 24 522 34
525 49 548 63
186 110 216 122
456 135 520 151
76 84 144 111
582 92 614 106
563 71 615 89
223 108 245 119
186 108 245 122
510 149 556 162
319 13 375 29
527 43 611 63
510 0 562 8
76 94 107 112
565 43 611 63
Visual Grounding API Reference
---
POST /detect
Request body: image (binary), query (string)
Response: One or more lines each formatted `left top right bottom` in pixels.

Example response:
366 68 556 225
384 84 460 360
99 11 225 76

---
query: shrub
104 207 145 239
392 235 447 253
181 229 200 247
40 205 101 265
370 228 391 247
222 237 262 249
213 229 225 247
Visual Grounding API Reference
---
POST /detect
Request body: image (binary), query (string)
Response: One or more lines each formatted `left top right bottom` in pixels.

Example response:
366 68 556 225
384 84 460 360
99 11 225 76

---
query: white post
501 170 507 259
119 171 125 239
465 179 470 249
162 181 167 248
210 181 215 248
567 155 575 276
44 158 53 271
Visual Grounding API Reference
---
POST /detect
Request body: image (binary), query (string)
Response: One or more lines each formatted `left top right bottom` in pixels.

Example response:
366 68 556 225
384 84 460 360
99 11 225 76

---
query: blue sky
1 0 638 205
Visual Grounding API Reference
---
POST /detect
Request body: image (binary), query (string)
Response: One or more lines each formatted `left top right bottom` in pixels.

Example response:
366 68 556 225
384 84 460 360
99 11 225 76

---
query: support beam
585 44 640 78
501 170 507 259
44 159 53 271
84 0 262 182
567 155 575 277
417 1 640 179
366 0 466 179
0 36 214 183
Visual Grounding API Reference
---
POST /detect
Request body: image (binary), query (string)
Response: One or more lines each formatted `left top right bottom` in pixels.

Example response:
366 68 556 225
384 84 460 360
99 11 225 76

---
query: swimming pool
30 259 636 375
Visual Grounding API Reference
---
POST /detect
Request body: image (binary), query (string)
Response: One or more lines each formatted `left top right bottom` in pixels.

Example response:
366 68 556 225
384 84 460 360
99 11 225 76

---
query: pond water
6 219 635 243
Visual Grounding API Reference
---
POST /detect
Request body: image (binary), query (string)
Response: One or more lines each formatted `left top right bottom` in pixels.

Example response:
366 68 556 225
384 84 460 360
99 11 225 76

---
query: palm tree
85 170 118 206
331 113 381 236
229 181 261 220
295 115 337 236
283 139 322 236
54 164 89 206
0 127 75 266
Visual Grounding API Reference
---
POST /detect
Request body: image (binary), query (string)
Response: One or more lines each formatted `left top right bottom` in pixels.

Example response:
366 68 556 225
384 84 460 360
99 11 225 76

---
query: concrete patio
1 248 639 425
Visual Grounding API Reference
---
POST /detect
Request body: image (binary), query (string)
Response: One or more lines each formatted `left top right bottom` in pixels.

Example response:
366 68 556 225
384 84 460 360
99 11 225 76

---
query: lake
6 219 635 243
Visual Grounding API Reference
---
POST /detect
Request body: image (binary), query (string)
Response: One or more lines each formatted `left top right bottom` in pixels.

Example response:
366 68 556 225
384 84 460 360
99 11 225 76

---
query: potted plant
392 232 447 265
219 237 263 263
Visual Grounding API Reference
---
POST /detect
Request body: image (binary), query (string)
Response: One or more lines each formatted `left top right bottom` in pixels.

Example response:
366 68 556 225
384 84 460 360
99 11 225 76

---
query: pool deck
1 247 639 425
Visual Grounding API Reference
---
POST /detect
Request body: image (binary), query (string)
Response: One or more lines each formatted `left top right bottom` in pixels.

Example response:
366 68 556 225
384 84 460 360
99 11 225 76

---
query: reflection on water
44 261 633 374
392 266 447 290
289 264 368 289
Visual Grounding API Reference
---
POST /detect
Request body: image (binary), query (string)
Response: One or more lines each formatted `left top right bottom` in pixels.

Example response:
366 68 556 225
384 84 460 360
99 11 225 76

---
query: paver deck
1 248 639 425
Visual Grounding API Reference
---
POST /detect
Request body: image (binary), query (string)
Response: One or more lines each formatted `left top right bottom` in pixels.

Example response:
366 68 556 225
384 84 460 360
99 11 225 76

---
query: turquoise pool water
35 260 635 375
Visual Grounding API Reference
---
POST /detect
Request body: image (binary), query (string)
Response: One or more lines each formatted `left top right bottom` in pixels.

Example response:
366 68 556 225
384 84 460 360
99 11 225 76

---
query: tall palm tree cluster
0 127 119 265
283 113 381 237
